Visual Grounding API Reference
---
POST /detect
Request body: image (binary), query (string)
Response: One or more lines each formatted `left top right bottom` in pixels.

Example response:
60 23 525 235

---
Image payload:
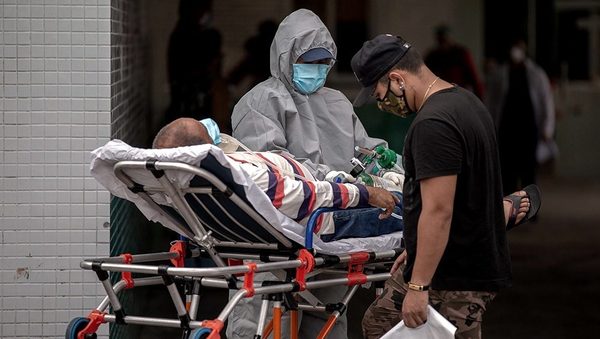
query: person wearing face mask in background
227 9 404 339
231 9 404 188
484 38 556 194
351 34 512 339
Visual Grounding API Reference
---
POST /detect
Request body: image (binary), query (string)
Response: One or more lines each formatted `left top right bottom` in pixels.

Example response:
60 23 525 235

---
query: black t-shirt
402 86 511 291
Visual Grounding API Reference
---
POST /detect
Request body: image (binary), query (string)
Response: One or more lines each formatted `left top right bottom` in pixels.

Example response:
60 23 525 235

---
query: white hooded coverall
227 8 386 339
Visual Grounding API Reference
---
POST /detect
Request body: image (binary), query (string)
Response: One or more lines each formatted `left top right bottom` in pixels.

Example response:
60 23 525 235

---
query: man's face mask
292 63 330 95
199 118 221 145
377 79 414 118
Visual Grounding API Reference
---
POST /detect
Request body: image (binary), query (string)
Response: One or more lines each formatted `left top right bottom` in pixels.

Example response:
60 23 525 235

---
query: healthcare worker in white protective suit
231 8 403 184
227 8 403 339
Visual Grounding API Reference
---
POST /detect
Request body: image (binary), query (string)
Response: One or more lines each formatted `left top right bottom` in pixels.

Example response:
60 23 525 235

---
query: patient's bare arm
365 186 400 219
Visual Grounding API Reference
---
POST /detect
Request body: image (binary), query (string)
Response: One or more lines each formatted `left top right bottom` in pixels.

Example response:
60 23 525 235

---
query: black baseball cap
351 34 412 107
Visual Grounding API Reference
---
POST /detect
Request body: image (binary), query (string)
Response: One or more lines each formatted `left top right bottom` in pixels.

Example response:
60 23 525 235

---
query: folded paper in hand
380 305 457 339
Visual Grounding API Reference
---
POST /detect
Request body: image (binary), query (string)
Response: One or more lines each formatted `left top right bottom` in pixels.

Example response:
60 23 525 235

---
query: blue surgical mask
199 118 221 145
292 64 330 95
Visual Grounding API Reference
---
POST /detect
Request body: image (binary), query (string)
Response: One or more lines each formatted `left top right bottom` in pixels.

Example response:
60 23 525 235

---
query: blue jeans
321 192 404 242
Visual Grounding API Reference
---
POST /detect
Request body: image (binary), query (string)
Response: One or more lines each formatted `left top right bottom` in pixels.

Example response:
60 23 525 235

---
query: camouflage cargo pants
362 265 496 339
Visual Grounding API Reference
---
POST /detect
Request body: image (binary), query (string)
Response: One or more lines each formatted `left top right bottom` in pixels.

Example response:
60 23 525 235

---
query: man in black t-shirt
351 34 521 339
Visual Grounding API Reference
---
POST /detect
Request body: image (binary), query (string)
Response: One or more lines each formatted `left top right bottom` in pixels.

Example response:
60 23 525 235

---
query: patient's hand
365 186 400 219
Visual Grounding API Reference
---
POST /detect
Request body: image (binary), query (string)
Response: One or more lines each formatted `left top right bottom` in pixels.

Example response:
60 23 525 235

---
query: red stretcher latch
295 249 315 291
169 241 186 268
347 252 369 286
77 310 105 339
120 253 134 289
203 319 224 339
243 262 258 297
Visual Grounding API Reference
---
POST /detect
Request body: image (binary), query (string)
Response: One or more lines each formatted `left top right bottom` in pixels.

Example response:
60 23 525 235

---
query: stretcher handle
305 207 338 250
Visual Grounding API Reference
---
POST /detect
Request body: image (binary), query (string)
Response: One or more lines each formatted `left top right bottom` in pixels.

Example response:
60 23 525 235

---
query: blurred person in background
227 20 278 100
166 0 231 132
485 38 556 194
425 24 484 99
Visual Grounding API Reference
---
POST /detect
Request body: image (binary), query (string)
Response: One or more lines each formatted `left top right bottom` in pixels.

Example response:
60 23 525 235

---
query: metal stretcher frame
68 159 403 339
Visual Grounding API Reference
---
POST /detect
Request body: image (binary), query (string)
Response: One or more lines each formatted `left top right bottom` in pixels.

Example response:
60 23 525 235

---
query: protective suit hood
270 9 337 92
232 9 384 180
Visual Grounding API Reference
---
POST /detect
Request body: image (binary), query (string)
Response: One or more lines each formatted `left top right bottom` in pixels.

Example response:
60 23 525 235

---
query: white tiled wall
1 0 111 338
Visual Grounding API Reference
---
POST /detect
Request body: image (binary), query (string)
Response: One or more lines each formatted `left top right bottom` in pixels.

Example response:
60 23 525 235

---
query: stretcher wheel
189 327 211 339
65 317 96 339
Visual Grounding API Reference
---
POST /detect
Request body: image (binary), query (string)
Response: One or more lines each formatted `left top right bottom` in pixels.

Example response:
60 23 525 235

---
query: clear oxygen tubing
382 209 403 220
354 145 376 157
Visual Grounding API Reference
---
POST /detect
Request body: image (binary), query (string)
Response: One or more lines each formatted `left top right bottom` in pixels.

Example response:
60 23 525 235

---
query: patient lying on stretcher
152 118 404 242
152 118 538 241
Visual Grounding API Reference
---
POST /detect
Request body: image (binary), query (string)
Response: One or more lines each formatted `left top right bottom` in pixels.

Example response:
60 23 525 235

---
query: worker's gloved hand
382 171 405 187
325 170 356 183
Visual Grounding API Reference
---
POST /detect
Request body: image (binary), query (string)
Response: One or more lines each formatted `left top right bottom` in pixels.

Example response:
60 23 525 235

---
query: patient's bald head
153 118 213 149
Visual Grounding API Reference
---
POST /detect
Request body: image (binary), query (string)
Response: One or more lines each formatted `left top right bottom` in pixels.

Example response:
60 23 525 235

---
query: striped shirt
227 151 369 236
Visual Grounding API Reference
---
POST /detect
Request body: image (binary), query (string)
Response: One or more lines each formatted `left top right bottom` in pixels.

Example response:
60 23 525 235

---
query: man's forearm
409 175 456 287
409 210 451 286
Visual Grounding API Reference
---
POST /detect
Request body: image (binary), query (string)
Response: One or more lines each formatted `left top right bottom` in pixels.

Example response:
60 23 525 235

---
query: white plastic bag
380 305 457 339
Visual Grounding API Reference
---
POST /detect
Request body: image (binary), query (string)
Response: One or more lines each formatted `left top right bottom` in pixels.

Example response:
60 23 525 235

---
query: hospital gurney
67 141 403 339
